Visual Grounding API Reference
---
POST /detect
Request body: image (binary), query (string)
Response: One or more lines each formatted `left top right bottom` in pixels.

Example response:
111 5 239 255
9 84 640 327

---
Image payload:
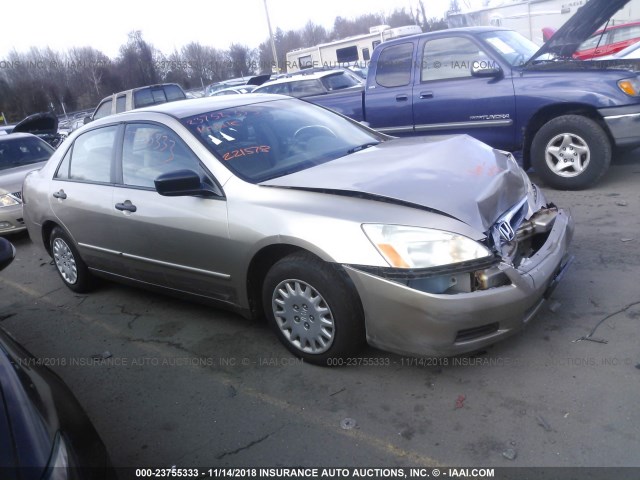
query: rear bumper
344 209 573 357
599 104 640 148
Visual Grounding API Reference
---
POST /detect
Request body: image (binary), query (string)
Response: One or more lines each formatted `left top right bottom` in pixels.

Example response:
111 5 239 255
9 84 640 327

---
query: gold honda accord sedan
22 95 573 365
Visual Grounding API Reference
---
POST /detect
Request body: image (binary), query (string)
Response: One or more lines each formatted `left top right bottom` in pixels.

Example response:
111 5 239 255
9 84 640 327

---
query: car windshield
0 136 54 171
478 30 541 66
320 72 361 90
181 98 384 183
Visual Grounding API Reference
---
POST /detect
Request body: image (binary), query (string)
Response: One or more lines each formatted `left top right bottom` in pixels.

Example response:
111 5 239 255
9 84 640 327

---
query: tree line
0 2 447 123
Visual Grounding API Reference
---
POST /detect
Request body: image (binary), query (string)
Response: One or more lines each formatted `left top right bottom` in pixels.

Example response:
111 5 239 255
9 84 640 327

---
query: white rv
285 25 422 73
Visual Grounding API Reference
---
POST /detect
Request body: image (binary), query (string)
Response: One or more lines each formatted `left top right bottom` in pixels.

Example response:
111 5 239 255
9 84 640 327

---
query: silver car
23 95 573 364
1 133 55 235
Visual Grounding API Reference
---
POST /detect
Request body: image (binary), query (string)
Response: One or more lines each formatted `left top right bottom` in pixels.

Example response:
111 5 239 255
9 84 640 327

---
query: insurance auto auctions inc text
204 468 495 478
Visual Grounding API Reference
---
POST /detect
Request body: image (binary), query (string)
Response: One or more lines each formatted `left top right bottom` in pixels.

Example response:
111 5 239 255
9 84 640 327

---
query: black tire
50 227 94 293
530 115 611 190
262 252 365 366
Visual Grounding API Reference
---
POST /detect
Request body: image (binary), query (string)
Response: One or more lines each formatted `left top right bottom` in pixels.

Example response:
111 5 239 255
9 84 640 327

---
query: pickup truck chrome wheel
272 279 335 354
531 114 611 190
50 227 95 293
544 133 590 178
263 251 365 365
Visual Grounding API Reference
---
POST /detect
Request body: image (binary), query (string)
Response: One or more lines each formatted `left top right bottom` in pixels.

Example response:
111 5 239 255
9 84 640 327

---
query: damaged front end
355 189 572 298
343 167 574 357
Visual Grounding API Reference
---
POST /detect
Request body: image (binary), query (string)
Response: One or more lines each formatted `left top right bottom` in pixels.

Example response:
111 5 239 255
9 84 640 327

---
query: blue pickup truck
307 0 640 190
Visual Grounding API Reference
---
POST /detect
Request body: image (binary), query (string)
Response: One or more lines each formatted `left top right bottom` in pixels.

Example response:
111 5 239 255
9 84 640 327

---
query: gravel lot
1 150 639 473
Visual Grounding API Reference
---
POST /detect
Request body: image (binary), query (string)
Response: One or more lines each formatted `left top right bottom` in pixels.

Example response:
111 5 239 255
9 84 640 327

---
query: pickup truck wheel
262 252 365 366
531 115 611 190
50 227 94 293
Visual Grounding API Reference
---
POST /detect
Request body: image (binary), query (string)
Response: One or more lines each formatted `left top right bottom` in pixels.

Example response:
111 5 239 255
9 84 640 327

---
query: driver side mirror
471 61 503 78
154 169 221 197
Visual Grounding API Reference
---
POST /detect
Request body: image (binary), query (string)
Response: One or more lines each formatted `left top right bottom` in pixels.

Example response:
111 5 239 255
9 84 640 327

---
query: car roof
0 132 41 142
115 93 289 120
593 20 640 35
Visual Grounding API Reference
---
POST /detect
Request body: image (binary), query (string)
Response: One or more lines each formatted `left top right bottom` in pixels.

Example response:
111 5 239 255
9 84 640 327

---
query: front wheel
530 115 611 190
50 227 94 293
262 252 365 365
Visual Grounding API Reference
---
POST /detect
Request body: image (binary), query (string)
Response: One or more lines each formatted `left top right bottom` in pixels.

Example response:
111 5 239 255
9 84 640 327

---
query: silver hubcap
272 279 335 354
545 132 590 178
52 238 78 284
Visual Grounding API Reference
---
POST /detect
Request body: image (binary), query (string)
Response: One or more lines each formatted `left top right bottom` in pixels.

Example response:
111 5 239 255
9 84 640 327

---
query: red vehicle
573 20 640 59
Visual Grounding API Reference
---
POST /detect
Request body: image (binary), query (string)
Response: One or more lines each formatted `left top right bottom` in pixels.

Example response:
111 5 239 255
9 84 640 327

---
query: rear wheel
531 115 611 190
50 227 94 293
262 252 365 365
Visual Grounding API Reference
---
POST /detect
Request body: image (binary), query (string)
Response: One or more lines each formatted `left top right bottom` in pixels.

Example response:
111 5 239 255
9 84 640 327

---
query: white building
447 0 639 44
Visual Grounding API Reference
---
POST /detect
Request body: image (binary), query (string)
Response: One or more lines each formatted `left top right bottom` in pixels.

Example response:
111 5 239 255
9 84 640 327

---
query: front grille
11 191 22 201
493 197 527 246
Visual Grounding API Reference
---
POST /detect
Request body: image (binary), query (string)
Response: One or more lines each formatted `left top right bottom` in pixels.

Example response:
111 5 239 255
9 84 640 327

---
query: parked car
12 112 65 148
86 83 187 123
254 70 362 98
23 95 573 364
600 39 640 59
0 133 55 235
303 0 640 190
205 78 250 96
0 237 114 477
209 85 258 96
574 20 640 60
205 74 277 96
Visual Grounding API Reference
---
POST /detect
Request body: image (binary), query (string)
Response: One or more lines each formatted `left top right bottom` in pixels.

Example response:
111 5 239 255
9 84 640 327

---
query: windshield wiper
347 142 380 154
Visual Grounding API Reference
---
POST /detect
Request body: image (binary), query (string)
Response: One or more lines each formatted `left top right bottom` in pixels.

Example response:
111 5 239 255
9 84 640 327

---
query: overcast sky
0 0 474 59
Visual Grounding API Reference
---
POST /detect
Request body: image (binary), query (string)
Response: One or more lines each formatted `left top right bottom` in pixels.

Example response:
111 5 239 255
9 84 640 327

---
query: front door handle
419 91 434 99
395 94 408 102
52 190 67 199
115 201 137 213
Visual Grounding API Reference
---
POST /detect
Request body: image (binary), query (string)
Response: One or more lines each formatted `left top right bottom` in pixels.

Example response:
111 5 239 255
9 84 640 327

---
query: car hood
527 0 630 62
0 162 47 194
12 112 58 135
261 135 527 232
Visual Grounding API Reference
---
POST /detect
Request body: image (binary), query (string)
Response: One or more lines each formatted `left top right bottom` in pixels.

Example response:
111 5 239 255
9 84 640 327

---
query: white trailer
285 25 422 73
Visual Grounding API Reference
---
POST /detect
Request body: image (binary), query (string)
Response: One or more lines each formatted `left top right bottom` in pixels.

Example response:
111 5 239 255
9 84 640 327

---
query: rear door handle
115 201 137 213
395 94 408 102
52 190 67 199
419 91 434 99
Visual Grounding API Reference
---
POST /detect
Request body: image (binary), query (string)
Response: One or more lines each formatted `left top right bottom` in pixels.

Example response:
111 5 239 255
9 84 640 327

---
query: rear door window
115 94 126 113
375 43 413 88
55 126 118 183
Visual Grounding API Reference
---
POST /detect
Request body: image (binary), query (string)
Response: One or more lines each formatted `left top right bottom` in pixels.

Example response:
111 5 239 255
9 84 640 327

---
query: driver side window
421 37 488 82
121 123 203 188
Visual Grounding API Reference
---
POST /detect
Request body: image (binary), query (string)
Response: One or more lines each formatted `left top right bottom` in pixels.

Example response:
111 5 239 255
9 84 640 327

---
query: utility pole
263 0 280 73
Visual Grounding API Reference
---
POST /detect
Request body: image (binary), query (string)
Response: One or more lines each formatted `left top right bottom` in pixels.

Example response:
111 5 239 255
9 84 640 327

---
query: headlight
362 224 492 269
0 194 20 208
618 77 640 97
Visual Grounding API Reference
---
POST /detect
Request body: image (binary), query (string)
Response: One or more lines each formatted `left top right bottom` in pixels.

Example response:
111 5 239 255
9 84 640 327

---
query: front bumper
344 209 573 357
0 204 27 235
599 104 640 148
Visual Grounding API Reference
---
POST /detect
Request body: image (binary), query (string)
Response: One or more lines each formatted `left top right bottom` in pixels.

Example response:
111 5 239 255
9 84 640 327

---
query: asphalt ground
0 148 639 476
